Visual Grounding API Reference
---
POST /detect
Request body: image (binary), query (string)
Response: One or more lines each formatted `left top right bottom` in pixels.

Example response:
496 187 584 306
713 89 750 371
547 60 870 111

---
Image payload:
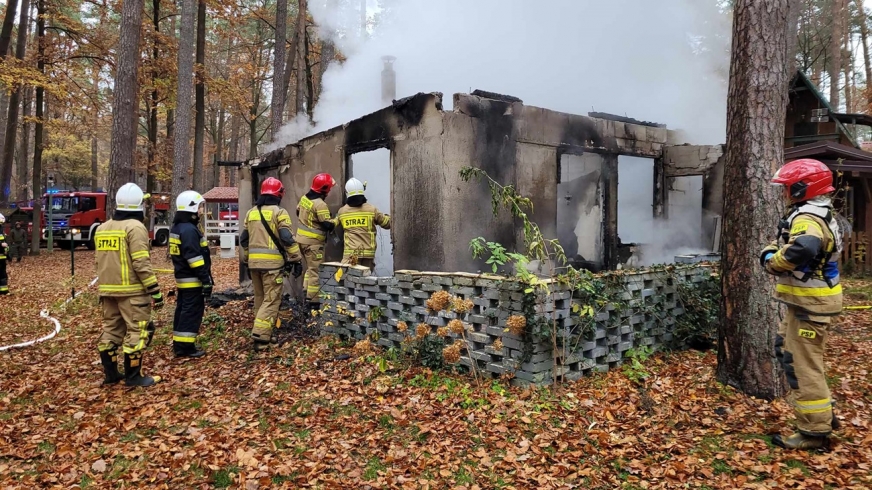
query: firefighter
9 221 27 262
170 190 212 358
335 178 391 271
240 177 303 351
0 213 8 294
294 173 337 310
95 183 164 387
760 158 842 450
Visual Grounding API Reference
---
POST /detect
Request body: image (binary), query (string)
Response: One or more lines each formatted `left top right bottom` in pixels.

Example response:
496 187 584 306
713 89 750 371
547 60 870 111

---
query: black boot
124 352 162 387
99 349 124 385
174 342 206 358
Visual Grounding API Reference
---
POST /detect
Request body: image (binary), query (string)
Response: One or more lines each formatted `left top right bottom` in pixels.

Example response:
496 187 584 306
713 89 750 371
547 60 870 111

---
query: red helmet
260 177 284 199
311 173 336 194
772 158 835 202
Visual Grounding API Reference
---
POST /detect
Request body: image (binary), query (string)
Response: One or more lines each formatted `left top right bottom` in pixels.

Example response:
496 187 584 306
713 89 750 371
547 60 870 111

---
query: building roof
790 71 859 149
202 187 238 203
785 141 872 173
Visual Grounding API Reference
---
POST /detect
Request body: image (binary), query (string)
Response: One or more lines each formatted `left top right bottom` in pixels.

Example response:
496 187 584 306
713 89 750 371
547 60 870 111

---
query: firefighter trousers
251 270 283 343
0 258 7 294
97 295 153 354
301 243 324 301
776 307 834 436
172 288 205 353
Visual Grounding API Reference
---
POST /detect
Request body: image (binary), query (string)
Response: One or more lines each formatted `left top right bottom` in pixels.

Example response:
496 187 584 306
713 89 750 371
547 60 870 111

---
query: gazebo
201 187 239 239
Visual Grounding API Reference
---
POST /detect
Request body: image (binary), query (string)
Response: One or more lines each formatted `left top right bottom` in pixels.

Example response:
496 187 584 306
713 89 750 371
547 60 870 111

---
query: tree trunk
269 0 287 140
785 0 801 76
0 0 30 204
829 0 846 109
18 87 30 199
107 0 145 210
857 0 872 106
717 0 791 400
214 108 224 186
281 0 306 120
192 0 206 192
844 36 853 113
147 0 160 195
0 0 19 61
229 113 239 186
30 0 43 254
172 0 196 205
304 25 314 121
296 38 304 115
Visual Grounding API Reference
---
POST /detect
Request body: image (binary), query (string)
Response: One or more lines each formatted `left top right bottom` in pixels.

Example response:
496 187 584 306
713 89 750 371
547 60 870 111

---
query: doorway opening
346 148 394 276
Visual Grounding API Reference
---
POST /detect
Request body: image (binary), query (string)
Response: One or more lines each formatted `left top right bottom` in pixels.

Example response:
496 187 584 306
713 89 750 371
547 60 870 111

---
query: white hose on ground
0 277 99 352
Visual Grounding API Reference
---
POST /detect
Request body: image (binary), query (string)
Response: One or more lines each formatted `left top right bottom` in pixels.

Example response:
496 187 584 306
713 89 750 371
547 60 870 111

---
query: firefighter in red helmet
294 173 337 312
760 158 843 449
240 177 303 351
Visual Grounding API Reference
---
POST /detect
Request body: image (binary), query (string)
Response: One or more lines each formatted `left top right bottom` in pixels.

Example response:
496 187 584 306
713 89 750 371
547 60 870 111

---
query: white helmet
345 178 366 197
116 183 145 212
176 190 206 213
0 213 5 225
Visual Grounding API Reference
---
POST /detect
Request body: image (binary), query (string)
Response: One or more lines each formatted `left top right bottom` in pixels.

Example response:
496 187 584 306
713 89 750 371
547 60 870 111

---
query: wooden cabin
786 71 872 272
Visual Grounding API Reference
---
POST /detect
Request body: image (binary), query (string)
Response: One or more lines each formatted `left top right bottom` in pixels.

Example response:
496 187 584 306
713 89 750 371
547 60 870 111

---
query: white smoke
269 0 731 150
270 0 731 268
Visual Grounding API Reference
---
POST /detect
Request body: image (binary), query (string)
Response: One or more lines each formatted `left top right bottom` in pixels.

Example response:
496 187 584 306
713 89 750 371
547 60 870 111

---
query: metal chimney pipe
381 55 396 104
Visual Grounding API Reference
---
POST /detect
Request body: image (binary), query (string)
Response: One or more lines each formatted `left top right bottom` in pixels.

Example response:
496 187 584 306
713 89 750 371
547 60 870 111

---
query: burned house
239 90 724 275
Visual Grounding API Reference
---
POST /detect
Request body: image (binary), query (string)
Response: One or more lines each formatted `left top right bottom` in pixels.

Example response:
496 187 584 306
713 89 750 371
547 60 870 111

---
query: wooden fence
841 232 870 274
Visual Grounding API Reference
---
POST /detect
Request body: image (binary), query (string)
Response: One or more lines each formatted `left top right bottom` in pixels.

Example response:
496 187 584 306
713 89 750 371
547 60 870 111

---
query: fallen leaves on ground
0 251 870 489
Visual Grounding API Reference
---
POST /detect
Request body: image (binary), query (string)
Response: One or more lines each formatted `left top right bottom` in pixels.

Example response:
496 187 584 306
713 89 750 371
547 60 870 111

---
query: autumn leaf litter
0 251 870 489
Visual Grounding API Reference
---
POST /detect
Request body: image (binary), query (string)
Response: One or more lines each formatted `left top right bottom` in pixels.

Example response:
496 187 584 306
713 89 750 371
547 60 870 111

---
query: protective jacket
0 230 6 260
295 192 335 245
336 198 391 259
170 219 212 289
95 213 160 297
241 199 302 271
765 199 842 316
0 230 7 294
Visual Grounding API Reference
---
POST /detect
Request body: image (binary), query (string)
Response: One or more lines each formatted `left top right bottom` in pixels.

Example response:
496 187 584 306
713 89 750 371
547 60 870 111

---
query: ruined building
238 90 724 274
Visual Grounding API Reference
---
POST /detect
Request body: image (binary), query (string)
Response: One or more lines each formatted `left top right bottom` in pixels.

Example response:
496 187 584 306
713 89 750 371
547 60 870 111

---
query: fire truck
42 191 172 248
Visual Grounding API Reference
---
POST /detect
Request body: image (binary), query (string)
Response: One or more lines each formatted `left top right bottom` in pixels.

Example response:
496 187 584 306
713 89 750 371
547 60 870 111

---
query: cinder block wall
318 262 713 386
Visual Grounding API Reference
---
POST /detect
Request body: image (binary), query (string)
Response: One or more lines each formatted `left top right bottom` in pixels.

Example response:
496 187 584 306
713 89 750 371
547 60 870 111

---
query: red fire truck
43 191 172 249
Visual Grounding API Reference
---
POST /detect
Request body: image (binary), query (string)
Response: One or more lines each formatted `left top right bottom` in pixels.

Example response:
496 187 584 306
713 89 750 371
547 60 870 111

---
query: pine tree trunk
229 113 239 186
214 108 224 187
717 0 791 400
172 0 196 206
281 0 306 118
270 0 287 140
304 25 314 121
107 0 145 210
18 87 30 199
192 0 206 192
0 0 30 204
0 0 19 61
857 0 872 106
30 0 44 253
147 0 160 194
829 0 846 109
296 39 304 115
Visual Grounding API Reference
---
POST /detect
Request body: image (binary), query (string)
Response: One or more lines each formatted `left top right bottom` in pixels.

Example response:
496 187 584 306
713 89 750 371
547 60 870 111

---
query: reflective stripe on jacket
766 210 842 315
170 221 212 288
336 202 391 259
294 196 334 245
243 205 302 270
95 219 159 297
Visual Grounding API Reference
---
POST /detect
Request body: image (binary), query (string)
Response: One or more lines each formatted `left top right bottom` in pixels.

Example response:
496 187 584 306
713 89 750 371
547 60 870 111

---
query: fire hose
0 277 100 352
1 269 179 352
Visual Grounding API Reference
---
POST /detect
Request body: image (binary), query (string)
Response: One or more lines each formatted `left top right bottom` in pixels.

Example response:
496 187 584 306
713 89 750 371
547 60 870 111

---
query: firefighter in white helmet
335 178 391 271
0 212 8 294
94 183 164 387
170 190 212 358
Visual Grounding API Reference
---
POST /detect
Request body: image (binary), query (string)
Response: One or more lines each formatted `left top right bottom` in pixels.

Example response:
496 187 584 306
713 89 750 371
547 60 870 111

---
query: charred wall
244 91 676 276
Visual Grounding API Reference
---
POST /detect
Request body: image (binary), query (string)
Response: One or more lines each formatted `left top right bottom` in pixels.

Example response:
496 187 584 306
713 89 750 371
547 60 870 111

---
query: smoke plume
272 0 732 266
